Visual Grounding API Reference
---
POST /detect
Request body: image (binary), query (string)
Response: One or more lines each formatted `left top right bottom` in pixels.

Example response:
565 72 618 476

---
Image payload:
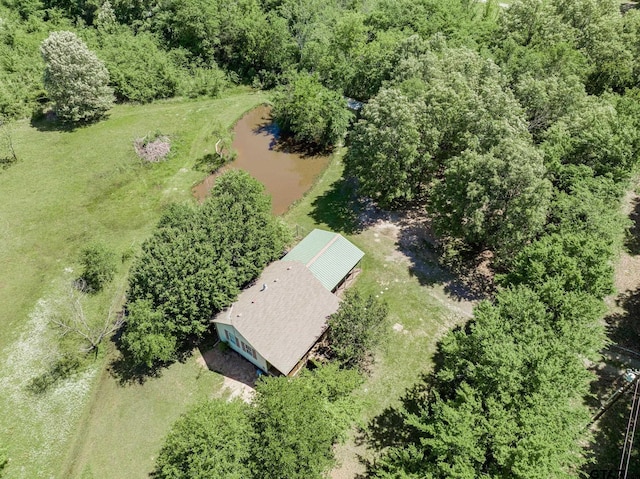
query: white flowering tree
41 31 114 123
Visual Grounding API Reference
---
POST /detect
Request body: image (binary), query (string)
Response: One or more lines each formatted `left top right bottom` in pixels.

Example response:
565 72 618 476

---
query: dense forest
2 0 640 477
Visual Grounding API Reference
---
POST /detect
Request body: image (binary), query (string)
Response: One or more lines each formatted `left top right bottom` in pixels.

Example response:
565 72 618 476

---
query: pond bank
193 105 331 215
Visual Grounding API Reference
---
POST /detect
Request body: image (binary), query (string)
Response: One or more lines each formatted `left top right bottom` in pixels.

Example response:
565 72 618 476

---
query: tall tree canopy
346 40 548 257
122 170 288 366
154 399 253 479
250 365 362 479
430 139 551 256
40 30 114 122
373 286 604 479
272 73 352 148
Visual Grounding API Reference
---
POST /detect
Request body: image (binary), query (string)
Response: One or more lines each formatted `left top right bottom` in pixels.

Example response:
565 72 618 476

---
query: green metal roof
283 229 364 291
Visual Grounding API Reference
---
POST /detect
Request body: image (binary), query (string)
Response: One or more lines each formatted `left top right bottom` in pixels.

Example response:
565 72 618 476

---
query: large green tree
373 286 603 479
250 365 361 479
123 170 288 366
346 87 426 206
347 41 545 257
40 31 114 122
272 73 352 148
153 399 253 479
429 139 551 256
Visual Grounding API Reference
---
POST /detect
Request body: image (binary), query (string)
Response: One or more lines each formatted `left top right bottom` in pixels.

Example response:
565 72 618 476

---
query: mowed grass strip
64 354 224 479
0 89 266 479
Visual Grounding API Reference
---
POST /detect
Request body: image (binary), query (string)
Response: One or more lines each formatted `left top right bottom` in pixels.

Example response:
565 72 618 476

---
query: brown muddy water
192 105 331 215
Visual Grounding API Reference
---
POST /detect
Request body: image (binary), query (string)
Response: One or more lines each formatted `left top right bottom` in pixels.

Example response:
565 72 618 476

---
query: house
213 229 364 376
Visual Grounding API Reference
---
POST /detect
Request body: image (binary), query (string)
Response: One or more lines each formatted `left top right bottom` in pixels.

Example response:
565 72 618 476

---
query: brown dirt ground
196 344 257 402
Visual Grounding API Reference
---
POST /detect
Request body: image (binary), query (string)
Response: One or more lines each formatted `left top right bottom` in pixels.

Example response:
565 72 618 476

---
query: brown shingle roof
212 261 340 375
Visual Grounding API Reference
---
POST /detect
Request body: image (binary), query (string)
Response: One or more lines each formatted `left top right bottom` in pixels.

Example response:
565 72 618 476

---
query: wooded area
1 0 639 477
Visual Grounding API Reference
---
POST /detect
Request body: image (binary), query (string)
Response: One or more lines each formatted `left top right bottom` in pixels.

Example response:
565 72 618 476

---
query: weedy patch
133 131 171 163
0 297 97 478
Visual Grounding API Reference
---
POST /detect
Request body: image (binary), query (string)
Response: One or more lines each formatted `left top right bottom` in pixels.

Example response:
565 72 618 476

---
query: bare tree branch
50 282 126 354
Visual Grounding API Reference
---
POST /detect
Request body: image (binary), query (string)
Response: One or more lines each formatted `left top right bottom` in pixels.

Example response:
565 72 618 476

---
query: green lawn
63 354 223 478
0 89 467 478
0 89 266 479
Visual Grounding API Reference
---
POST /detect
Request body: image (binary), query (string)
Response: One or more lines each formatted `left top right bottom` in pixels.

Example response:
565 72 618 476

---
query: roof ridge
305 233 340 268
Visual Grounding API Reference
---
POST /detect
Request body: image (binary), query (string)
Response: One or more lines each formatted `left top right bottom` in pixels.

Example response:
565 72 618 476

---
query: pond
192 105 331 215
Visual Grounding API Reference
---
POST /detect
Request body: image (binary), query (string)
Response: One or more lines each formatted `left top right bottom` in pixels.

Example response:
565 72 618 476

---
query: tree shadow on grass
625 195 640 255
29 110 110 133
351 374 435 477
107 329 194 386
582 361 640 478
309 176 363 235
394 212 494 304
356 335 461 473
606 286 640 352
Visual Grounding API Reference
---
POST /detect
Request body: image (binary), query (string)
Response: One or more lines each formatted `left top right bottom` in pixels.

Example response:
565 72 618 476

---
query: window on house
241 341 257 359
225 329 240 348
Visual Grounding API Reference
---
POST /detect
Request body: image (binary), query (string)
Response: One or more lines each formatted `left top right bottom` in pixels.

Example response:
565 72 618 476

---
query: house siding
215 323 268 371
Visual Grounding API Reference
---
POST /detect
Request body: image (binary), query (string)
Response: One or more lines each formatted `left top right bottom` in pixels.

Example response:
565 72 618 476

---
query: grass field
1 89 469 479
0 88 266 479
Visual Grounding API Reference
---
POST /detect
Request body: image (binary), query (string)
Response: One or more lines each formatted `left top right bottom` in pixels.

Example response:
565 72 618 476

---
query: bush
180 66 228 99
327 290 388 370
96 29 181 103
79 242 117 292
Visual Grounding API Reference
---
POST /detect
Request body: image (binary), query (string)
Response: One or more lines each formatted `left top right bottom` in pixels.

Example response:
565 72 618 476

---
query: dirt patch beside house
196 345 257 402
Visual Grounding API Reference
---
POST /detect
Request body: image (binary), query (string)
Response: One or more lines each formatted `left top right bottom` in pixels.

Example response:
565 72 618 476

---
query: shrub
327 290 388 370
79 242 117 292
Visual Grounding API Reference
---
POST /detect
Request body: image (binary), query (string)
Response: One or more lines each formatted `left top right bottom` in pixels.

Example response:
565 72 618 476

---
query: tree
148 0 222 63
272 73 352 148
499 231 615 299
0 116 17 167
41 31 114 122
346 41 532 211
95 29 180 103
119 300 176 367
512 73 586 142
542 95 638 181
429 139 551 258
153 399 253 479
373 286 601 479
79 242 117 292
250 365 361 479
327 290 388 370
123 170 288 366
345 88 426 206
51 283 124 354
